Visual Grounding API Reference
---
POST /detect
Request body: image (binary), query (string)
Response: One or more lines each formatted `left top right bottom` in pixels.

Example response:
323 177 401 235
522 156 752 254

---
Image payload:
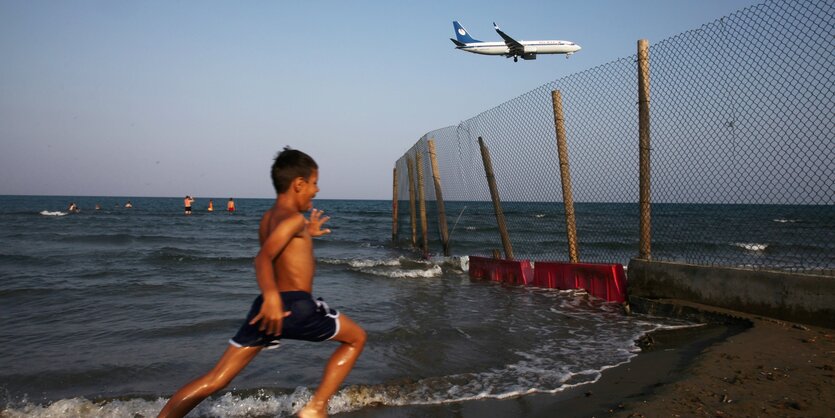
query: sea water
1 196 828 417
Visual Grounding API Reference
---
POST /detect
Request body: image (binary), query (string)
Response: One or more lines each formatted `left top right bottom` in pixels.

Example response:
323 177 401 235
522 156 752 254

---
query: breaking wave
733 242 769 252
319 256 444 279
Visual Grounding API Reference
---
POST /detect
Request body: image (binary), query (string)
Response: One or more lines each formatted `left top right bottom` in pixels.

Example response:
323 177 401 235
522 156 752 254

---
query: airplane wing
450 38 466 47
493 22 524 56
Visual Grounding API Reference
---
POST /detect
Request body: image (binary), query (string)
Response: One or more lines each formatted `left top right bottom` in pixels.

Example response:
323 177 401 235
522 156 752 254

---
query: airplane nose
576 45 582 51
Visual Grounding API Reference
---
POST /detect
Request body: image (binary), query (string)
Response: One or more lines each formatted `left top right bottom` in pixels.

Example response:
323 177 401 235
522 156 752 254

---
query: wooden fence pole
407 157 417 248
392 166 399 242
551 90 580 263
478 137 514 260
638 39 652 260
415 149 429 254
427 139 451 256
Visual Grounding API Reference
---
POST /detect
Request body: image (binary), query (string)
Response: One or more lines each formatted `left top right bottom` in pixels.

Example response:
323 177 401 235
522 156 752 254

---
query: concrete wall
627 259 835 328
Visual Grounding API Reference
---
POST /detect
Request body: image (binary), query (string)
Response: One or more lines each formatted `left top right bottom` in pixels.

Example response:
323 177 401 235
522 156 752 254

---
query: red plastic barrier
532 261 627 303
468 256 534 286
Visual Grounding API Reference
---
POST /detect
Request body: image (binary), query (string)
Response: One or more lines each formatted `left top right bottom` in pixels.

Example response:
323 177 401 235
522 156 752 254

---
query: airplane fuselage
457 40 580 56
451 21 581 61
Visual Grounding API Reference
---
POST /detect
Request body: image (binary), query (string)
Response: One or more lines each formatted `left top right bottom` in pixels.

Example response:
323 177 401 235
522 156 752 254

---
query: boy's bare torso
259 206 315 293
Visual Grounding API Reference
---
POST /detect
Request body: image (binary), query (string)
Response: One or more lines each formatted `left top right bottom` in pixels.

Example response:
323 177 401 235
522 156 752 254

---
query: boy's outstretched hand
250 297 292 336
307 208 331 237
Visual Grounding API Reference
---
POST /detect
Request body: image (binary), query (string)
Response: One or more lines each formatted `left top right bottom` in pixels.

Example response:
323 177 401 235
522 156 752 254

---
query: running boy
158 147 366 418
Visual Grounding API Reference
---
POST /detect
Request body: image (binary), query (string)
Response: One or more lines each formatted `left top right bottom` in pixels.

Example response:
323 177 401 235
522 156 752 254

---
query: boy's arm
249 213 306 335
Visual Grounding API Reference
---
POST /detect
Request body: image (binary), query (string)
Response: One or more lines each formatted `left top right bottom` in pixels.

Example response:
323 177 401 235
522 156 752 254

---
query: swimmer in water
184 196 194 215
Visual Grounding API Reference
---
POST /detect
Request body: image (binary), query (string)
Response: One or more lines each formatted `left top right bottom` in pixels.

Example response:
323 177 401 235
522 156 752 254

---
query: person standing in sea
158 147 366 418
183 196 194 216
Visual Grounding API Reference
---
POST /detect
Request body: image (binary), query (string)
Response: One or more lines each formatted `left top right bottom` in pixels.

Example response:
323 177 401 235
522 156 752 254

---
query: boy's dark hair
271 146 318 193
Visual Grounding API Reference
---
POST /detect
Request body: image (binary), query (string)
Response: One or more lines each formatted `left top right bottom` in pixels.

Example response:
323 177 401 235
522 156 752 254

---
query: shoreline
339 300 834 417
613 299 835 417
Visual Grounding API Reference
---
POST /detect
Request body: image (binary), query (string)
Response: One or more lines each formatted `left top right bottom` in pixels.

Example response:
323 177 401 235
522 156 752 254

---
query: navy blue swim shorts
229 291 340 349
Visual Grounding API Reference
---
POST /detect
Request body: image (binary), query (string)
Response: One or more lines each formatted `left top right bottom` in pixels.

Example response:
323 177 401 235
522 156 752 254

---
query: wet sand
612 300 835 418
340 299 834 417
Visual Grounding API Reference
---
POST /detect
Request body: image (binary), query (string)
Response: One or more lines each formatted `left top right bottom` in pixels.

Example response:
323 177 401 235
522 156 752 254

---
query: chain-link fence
394 0 834 276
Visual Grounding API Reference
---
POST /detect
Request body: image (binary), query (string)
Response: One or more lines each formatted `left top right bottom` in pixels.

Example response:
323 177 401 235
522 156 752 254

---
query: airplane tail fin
453 21 481 44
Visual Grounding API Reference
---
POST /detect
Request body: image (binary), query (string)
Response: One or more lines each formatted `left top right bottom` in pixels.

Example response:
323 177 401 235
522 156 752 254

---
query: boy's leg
158 344 262 418
299 314 366 418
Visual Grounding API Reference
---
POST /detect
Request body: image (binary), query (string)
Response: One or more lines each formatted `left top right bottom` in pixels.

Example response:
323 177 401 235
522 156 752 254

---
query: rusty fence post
392 166 398 242
638 39 652 260
478 136 514 260
407 157 417 248
551 90 580 263
415 149 429 254
427 139 451 256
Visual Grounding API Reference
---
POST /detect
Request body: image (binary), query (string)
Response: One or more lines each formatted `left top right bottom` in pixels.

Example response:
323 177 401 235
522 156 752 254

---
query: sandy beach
341 299 834 418
613 300 834 417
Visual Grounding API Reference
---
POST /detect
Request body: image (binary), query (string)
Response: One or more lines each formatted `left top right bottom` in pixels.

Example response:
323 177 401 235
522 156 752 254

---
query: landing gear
514 56 518 62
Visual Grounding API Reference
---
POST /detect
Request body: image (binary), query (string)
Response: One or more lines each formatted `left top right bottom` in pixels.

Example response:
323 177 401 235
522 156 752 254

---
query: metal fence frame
393 0 834 276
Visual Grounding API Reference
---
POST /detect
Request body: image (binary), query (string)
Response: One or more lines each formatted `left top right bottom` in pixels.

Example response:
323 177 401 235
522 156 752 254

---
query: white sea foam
319 257 402 268
456 255 470 272
325 358 601 411
535 214 546 218
0 365 602 418
2 367 587 417
376 264 443 278
39 211 67 217
734 242 769 251
317 310 665 413
1 322 678 418
654 323 707 331
0 391 308 418
773 218 798 223
347 258 402 268
200 387 310 417
0 397 166 418
320 256 445 279
428 255 470 272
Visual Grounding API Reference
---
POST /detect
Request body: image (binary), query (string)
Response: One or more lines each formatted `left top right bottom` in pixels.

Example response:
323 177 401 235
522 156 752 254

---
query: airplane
450 21 581 62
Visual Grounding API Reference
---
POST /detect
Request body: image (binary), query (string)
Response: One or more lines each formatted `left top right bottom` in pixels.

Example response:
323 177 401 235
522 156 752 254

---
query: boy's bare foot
298 401 327 418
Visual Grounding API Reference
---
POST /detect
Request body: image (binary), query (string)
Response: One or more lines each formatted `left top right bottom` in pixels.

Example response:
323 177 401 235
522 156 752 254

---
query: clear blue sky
0 0 761 200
